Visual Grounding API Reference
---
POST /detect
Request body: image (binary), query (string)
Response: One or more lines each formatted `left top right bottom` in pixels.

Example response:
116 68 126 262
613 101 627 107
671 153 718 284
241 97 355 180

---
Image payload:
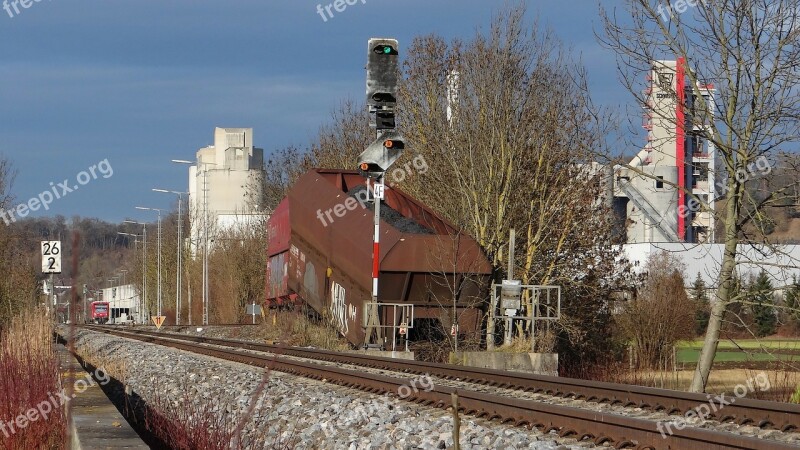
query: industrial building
185 127 266 253
613 59 716 244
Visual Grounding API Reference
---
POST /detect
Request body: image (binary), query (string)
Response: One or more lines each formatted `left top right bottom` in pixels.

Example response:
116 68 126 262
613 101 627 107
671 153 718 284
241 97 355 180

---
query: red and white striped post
370 177 383 299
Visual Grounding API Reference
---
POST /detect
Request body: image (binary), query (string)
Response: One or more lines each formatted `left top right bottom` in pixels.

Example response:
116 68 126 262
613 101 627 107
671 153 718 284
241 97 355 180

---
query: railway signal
361 38 405 348
366 38 399 113
357 131 406 178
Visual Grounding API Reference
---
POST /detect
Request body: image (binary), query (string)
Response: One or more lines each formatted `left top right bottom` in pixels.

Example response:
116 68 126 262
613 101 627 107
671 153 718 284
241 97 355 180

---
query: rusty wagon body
265 169 492 348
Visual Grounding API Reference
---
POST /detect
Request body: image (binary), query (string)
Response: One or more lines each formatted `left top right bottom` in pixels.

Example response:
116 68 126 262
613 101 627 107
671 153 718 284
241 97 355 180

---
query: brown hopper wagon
265 169 492 349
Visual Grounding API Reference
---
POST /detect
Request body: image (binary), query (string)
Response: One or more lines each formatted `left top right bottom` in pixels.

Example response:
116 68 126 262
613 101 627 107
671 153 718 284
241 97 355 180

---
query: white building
186 127 266 253
623 243 800 293
101 284 141 322
613 59 716 244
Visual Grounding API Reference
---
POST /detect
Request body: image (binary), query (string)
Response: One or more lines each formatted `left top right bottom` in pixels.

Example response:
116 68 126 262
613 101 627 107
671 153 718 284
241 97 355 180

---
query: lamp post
123 222 147 323
136 207 164 318
118 231 142 323
172 159 216 325
153 189 188 325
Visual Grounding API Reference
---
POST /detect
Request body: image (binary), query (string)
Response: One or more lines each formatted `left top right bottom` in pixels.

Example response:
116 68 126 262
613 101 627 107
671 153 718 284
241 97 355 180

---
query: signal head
366 38 399 109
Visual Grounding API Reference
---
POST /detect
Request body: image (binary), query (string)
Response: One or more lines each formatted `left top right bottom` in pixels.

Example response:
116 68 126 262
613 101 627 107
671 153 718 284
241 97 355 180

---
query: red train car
89 301 110 324
266 169 492 349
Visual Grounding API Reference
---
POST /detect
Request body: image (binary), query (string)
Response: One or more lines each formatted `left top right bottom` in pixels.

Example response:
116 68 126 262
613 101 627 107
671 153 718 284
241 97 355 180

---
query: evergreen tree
722 274 747 335
691 272 711 336
750 271 777 338
785 275 800 328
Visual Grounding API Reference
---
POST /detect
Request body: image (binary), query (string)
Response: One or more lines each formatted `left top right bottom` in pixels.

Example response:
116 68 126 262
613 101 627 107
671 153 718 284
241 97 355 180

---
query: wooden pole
451 391 461 450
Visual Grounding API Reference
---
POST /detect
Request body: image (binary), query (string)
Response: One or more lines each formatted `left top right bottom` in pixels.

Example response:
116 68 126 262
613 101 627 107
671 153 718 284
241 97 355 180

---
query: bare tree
618 251 695 368
255 146 313 212
208 213 270 323
396 4 632 370
600 0 800 391
310 99 372 170
0 156 38 326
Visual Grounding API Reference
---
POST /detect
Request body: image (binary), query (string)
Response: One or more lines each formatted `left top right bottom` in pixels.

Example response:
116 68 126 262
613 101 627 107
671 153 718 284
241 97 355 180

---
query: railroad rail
74 325 800 449
81 325 800 434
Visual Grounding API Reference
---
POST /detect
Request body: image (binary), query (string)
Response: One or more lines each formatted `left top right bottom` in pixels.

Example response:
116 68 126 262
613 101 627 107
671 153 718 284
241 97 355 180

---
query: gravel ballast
68 329 593 449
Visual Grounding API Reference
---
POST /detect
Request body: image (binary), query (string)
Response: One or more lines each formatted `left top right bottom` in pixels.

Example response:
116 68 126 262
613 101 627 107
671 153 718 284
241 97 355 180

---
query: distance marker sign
41 241 62 274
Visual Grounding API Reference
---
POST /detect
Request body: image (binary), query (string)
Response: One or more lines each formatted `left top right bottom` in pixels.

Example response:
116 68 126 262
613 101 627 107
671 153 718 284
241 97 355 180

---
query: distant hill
10 216 135 294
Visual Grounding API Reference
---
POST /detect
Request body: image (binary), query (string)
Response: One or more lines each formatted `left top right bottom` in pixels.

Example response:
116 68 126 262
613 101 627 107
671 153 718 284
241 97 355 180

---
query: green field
676 339 800 364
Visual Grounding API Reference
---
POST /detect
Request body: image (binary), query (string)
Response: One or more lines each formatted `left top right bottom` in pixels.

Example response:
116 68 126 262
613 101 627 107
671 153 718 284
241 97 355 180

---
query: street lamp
136 207 164 319
118 232 142 324
123 222 147 323
153 188 188 325
172 159 216 325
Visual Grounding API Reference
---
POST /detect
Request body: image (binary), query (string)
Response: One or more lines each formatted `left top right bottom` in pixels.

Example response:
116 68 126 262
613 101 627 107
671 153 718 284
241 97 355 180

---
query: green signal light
374 45 397 55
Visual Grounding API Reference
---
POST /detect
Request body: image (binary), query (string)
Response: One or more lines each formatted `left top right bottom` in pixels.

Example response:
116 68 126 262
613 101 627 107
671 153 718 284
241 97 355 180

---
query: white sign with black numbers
41 241 62 274
373 182 385 200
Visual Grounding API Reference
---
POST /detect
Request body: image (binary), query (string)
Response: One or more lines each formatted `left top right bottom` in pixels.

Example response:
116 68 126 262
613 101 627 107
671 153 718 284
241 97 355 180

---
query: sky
0 1 632 223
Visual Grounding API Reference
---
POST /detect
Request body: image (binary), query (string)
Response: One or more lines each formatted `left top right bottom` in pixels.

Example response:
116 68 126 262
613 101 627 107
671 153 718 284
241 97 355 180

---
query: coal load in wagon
346 185 434 235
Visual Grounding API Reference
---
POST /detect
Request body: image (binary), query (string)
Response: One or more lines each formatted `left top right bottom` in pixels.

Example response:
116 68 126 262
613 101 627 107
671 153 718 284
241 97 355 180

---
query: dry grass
491 336 535 353
612 367 800 401
260 309 350 351
75 341 130 385
0 307 66 449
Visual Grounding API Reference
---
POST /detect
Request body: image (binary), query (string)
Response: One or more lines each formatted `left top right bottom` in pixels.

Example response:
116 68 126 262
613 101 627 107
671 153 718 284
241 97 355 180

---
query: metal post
157 210 162 318
176 193 182 325
50 273 54 311
187 265 192 325
175 192 183 325
451 391 461 450
372 175 382 347
142 224 147 324
508 228 515 279
203 167 209 325
83 284 88 324
504 229 515 346
487 287 496 350
372 178 380 299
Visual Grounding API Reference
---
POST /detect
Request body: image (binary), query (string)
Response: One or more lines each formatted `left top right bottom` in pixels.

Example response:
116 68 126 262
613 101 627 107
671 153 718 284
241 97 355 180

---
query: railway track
76 325 800 449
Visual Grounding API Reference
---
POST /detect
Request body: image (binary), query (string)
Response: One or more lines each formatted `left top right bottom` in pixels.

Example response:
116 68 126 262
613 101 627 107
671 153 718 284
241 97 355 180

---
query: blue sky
0 1 632 223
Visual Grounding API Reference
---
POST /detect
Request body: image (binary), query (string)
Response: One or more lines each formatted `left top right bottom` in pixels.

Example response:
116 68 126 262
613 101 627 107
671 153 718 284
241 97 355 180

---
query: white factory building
612 60 799 290
613 59 716 244
185 127 266 254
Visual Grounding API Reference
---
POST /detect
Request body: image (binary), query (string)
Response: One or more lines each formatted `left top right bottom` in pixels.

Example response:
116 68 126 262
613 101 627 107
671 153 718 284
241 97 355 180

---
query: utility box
500 280 522 310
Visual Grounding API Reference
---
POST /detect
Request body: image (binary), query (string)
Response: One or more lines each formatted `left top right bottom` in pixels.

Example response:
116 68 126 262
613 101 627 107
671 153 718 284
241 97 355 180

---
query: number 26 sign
41 241 62 274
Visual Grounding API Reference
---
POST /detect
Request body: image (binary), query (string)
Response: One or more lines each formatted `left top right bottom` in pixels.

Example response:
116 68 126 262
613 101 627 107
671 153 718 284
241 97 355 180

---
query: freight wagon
265 169 492 349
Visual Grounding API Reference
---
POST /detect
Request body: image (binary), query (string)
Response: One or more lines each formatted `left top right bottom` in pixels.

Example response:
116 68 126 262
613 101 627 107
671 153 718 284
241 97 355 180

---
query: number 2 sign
41 241 62 274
